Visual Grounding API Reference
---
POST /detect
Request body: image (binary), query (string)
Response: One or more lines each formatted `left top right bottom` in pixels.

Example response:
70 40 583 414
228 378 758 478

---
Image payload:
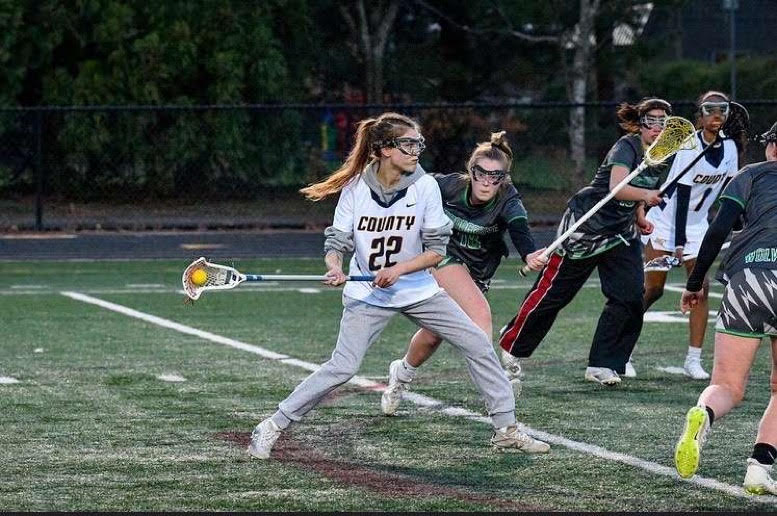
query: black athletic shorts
437 255 490 293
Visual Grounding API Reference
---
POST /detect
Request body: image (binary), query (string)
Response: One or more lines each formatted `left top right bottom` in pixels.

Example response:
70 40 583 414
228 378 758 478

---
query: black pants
498 240 645 374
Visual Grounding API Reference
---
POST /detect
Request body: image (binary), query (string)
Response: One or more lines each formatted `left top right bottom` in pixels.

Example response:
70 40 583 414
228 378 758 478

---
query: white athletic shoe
744 458 777 495
624 360 637 378
491 424 550 454
381 359 409 416
584 367 621 386
674 405 710 478
500 350 523 397
247 418 282 459
684 359 710 380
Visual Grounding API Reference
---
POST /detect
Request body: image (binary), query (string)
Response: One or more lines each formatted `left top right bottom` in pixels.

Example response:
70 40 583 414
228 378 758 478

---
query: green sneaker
675 406 710 478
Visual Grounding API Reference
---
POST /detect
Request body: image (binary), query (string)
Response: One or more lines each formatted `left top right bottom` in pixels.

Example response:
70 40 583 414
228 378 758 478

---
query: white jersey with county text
333 173 450 308
645 133 738 252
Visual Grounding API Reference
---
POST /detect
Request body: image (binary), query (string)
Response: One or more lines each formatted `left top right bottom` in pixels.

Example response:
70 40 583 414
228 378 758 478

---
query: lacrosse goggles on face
757 123 777 146
471 164 507 185
700 101 730 118
640 114 668 130
387 136 426 156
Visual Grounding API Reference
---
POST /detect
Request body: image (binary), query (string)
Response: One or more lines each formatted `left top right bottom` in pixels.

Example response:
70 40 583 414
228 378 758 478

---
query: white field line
656 366 686 375
61 290 776 504
644 310 717 324
157 373 186 382
0 376 21 384
665 285 724 299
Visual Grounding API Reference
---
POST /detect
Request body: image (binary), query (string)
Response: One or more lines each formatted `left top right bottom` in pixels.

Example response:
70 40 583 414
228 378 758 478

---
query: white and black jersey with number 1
332 173 450 308
647 131 739 248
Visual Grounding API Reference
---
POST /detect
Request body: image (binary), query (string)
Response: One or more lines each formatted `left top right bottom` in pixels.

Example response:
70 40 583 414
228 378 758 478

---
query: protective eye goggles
470 164 507 185
700 102 730 118
640 115 667 130
388 136 426 156
757 128 777 146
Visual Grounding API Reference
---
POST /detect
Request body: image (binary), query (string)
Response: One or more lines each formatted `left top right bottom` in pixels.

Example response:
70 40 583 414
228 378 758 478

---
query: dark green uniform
559 134 670 258
717 160 777 281
434 173 534 291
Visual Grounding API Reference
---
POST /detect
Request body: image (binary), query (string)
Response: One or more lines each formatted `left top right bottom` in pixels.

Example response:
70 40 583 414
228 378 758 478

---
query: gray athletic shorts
716 268 777 338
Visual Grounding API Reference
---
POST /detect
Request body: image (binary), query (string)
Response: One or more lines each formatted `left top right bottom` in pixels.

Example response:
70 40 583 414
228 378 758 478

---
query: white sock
398 357 417 382
686 347 702 362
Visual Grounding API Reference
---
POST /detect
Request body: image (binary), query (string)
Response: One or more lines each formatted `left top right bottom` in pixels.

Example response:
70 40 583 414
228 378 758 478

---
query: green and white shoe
675 405 710 478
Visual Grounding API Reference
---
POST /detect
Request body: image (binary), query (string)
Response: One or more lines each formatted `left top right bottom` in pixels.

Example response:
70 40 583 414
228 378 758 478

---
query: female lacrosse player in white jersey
247 112 549 459
641 91 739 380
379 131 547 416
674 121 777 494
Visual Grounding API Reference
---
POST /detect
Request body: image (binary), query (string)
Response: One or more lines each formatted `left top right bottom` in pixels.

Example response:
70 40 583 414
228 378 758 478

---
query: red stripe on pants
499 253 563 353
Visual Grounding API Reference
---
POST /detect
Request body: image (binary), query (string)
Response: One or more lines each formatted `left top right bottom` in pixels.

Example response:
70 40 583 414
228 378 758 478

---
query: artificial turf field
2 257 776 511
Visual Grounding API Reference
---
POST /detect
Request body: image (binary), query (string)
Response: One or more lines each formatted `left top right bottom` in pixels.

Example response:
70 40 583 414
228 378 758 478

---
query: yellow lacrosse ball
190 268 208 286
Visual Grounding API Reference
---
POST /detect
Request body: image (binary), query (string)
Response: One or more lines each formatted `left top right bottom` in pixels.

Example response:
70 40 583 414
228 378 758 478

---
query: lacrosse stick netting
643 116 698 165
182 257 241 300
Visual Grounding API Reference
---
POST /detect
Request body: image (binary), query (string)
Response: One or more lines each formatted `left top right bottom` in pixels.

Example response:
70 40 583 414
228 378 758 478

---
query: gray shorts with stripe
716 268 777 338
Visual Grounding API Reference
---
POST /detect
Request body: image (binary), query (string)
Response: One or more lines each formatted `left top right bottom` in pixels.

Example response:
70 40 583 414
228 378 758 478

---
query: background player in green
675 121 777 494
498 98 670 386
381 131 547 415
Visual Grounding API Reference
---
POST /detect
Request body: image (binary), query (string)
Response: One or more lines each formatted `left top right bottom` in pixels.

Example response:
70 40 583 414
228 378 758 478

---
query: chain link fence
1 102 776 232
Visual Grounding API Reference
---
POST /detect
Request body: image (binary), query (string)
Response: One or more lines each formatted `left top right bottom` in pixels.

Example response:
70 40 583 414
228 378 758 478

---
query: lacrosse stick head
182 257 245 300
720 101 750 152
644 255 681 273
643 116 697 166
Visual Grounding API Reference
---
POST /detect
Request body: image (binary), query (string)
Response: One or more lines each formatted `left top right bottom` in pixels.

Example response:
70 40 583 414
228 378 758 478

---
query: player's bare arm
324 251 347 286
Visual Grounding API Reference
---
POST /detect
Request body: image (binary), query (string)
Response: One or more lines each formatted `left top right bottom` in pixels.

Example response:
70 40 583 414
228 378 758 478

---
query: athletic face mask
471 164 507 185
391 136 426 156
640 114 667 130
757 123 777 146
700 101 730 118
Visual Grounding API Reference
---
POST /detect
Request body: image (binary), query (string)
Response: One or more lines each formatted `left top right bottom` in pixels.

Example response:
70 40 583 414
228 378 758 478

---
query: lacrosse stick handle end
518 265 529 277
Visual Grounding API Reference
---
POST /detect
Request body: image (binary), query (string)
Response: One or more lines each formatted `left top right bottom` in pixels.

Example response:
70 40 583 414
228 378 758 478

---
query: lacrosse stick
643 232 735 273
519 116 697 277
644 255 682 273
182 257 374 300
647 101 750 205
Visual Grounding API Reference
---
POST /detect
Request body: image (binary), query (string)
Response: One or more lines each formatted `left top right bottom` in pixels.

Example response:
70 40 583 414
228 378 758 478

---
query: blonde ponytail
300 112 419 201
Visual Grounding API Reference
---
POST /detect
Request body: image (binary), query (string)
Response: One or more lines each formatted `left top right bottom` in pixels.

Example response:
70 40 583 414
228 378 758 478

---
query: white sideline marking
0 233 75 239
60 291 775 505
297 288 321 294
656 366 686 375
126 283 165 288
664 285 723 299
11 285 46 289
34 348 44 353
0 376 20 384
644 311 717 324
157 373 186 382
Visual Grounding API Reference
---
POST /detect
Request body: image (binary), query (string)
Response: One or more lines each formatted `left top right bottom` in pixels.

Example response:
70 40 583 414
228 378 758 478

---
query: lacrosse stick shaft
243 274 374 282
519 163 647 277
648 137 717 201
